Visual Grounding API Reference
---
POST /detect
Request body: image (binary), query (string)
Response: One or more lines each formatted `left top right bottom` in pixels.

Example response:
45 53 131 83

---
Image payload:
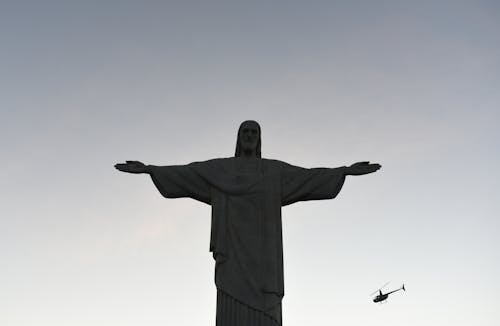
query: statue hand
114 160 149 174
346 161 381 176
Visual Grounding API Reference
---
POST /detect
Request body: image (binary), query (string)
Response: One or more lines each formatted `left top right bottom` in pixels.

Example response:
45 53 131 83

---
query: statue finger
114 164 126 170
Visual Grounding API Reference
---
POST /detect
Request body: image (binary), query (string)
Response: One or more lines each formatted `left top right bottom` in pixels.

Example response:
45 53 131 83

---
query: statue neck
240 149 258 159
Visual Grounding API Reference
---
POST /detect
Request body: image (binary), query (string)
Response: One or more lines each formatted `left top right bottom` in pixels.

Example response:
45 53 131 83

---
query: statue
115 120 381 326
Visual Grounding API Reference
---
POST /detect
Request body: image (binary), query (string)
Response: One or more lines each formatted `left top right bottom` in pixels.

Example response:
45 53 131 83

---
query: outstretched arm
114 160 211 204
281 161 381 206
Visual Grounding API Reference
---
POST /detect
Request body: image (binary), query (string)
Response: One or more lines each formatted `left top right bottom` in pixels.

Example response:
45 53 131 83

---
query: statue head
235 120 261 158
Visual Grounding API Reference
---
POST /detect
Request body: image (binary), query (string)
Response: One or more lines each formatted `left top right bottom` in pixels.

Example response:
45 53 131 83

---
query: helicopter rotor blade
369 281 390 296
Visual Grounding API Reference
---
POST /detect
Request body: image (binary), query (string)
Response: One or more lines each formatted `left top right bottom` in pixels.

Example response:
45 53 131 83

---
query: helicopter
371 282 405 303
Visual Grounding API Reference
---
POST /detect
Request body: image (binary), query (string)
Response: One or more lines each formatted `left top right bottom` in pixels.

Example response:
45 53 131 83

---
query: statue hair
234 120 262 158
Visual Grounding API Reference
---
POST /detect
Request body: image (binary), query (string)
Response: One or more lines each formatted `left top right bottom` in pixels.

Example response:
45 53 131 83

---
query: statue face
238 120 260 154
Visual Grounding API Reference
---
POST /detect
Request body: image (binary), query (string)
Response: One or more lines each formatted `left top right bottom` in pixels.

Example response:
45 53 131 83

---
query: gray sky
1 1 499 325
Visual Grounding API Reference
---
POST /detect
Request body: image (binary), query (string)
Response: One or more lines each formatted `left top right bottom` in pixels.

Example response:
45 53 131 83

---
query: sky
1 1 499 325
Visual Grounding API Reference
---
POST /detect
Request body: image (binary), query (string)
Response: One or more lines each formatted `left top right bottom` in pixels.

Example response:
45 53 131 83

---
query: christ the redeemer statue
115 120 381 326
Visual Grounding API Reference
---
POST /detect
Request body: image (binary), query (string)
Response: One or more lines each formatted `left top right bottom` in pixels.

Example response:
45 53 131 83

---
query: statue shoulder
261 158 292 170
197 157 234 170
200 157 295 171
190 157 231 165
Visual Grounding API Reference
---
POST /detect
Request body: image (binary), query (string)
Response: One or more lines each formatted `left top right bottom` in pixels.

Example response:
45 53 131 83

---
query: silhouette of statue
115 120 380 326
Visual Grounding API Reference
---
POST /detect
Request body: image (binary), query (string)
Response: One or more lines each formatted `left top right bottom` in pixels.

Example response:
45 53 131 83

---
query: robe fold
149 157 345 325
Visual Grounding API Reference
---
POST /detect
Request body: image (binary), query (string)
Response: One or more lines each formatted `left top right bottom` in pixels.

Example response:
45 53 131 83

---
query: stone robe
148 157 345 325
